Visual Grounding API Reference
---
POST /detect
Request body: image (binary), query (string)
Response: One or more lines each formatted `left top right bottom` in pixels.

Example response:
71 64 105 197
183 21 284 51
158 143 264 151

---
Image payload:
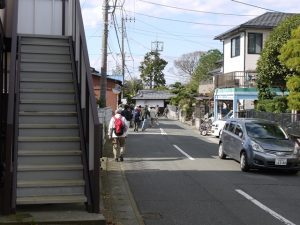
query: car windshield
245 122 287 139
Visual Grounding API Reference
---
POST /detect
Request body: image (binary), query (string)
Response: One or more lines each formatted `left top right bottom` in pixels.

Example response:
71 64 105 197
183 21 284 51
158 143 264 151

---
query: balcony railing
214 71 257 89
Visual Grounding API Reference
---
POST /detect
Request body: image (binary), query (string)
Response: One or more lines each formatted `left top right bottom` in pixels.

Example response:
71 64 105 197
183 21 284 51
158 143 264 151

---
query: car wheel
218 143 226 159
240 152 249 172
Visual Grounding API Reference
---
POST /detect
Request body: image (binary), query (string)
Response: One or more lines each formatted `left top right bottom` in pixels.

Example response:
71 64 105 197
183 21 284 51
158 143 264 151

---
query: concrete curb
100 157 145 225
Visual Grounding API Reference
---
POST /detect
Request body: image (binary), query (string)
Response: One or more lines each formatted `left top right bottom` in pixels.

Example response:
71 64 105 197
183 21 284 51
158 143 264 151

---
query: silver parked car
218 118 300 173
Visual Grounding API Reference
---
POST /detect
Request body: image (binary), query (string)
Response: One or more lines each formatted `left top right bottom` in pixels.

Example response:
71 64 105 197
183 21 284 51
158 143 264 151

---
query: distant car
218 118 300 173
211 110 233 137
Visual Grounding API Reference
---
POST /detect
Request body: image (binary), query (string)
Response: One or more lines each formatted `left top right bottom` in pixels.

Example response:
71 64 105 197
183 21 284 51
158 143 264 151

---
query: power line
111 13 123 55
127 10 237 27
126 27 215 38
138 0 258 17
231 0 280 12
136 19 217 49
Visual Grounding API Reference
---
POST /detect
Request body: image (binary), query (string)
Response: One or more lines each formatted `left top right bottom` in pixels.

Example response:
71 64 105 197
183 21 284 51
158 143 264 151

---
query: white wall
135 100 164 107
17 0 69 35
223 29 271 73
223 32 245 73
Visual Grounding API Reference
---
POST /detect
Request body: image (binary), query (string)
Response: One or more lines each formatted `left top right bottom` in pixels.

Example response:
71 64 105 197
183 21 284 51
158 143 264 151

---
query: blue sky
80 0 300 84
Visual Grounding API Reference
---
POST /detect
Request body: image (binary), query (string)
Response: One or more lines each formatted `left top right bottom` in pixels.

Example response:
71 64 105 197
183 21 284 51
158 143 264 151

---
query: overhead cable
127 11 237 27
138 0 258 16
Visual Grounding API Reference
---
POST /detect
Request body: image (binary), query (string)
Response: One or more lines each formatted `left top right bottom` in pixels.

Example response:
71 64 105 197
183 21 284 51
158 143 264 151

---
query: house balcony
214 71 257 89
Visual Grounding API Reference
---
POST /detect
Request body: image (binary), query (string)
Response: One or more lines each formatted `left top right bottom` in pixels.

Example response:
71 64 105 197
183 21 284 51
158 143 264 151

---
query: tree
174 51 205 80
279 25 300 73
286 76 300 111
279 26 300 112
139 51 167 89
123 78 144 104
190 49 222 91
256 15 300 99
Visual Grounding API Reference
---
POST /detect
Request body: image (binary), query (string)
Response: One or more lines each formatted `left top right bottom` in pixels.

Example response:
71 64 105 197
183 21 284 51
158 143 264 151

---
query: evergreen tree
139 51 167 89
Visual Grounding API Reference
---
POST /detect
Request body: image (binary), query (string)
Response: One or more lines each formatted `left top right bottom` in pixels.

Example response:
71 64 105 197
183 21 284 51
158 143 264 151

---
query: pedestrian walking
149 106 158 127
133 107 141 132
121 104 132 136
108 108 128 162
141 105 150 131
163 107 169 118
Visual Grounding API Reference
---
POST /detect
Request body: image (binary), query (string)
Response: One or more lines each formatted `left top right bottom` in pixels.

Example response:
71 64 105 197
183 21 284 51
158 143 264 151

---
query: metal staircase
16 36 87 205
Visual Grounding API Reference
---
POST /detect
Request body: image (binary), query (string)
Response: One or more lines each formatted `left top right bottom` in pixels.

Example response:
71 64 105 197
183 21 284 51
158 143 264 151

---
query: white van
211 110 233 138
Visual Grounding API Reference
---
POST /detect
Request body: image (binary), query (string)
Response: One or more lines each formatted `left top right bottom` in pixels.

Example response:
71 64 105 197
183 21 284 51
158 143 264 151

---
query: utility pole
150 41 164 89
121 15 125 99
100 0 109 107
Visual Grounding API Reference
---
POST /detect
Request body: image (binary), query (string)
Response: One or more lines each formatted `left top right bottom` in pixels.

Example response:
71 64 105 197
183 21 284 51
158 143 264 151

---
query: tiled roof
214 12 295 40
132 90 176 100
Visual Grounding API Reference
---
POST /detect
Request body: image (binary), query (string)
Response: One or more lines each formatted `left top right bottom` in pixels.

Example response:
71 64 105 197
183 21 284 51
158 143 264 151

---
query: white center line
173 144 195 160
236 189 296 225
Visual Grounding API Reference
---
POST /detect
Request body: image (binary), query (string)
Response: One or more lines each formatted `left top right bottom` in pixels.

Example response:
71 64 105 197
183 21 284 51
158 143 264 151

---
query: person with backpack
108 108 128 162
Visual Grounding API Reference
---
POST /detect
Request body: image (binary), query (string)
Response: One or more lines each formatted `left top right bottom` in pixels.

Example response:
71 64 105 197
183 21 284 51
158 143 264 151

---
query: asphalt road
122 118 300 225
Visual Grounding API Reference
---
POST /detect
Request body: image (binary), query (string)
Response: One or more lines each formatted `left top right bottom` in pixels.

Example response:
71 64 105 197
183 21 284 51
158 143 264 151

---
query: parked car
218 118 300 173
211 110 233 137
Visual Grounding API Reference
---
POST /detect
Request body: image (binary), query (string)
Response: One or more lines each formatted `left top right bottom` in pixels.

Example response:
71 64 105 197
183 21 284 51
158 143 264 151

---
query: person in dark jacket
121 104 132 136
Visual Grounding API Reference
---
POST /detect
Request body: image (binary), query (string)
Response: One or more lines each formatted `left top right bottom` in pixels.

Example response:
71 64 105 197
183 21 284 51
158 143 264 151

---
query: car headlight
251 140 264 152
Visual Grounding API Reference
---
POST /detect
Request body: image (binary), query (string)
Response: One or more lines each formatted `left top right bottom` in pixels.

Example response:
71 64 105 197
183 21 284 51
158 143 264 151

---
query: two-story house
213 12 293 120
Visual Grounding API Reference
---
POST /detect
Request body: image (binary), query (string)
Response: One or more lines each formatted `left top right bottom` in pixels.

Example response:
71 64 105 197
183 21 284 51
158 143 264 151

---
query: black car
218 118 300 173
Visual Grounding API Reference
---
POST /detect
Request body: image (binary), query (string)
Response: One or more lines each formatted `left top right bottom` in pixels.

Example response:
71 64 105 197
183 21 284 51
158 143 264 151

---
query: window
248 33 262 54
228 122 236 133
231 36 240 57
234 124 243 137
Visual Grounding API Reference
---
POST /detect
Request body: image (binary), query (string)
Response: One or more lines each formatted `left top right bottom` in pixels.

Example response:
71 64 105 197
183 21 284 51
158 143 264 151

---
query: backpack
113 116 125 136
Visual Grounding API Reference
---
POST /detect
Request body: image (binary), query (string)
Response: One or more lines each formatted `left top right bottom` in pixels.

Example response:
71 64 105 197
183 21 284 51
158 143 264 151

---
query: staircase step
20 88 75 93
21 42 70 47
21 78 73 83
19 112 77 116
21 58 71 64
20 99 76 104
18 136 80 142
18 164 83 171
18 141 81 151
21 61 72 71
18 179 85 187
19 124 79 129
16 195 87 205
21 45 70 55
21 52 71 62
20 36 69 45
19 112 78 124
18 149 81 156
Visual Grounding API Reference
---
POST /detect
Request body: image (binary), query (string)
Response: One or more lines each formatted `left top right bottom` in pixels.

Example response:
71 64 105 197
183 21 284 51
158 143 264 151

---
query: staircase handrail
1 0 19 214
70 0 102 213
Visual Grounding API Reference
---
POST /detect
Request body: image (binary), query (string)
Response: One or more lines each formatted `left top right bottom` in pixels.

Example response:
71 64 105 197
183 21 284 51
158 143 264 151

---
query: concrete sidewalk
100 157 145 225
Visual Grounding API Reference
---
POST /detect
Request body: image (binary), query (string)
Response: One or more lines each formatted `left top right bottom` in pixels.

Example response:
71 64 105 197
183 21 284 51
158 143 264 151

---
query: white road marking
160 128 167 135
173 144 195 160
236 189 296 225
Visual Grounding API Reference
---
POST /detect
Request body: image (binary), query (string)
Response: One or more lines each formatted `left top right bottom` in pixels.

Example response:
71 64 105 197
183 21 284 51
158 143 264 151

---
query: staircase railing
70 0 102 213
0 0 19 215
